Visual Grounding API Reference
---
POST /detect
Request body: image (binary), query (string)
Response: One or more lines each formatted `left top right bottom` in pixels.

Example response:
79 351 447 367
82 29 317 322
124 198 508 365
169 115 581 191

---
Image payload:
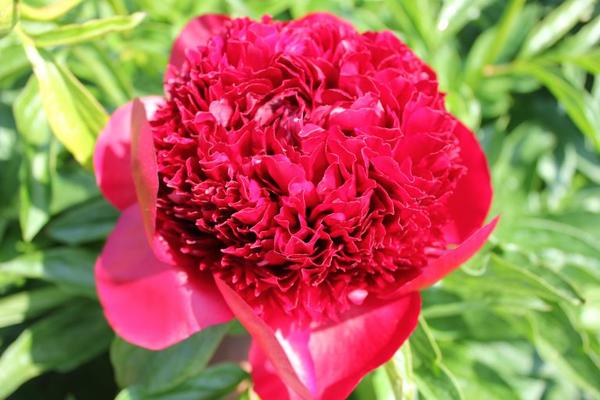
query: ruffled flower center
151 15 465 322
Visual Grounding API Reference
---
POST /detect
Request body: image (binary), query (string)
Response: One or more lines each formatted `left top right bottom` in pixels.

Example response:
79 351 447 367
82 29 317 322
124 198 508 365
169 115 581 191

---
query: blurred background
0 0 599 399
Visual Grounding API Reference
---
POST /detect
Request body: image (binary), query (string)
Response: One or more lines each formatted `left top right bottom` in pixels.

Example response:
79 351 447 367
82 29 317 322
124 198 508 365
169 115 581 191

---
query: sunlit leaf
0 287 73 328
19 0 83 22
31 13 146 47
0 302 112 399
520 0 597 57
16 27 108 167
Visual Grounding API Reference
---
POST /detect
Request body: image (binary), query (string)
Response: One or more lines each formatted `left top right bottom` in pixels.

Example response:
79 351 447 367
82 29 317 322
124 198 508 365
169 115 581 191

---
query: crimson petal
444 120 493 243
93 96 162 210
390 216 499 297
216 278 421 400
96 205 232 350
166 14 230 81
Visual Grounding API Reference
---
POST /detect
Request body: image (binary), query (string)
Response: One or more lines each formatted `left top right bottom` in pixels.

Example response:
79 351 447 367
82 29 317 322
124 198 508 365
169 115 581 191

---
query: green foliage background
0 0 599 399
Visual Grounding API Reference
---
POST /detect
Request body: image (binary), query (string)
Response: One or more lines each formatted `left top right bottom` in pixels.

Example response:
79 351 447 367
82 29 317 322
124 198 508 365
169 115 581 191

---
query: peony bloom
94 13 496 400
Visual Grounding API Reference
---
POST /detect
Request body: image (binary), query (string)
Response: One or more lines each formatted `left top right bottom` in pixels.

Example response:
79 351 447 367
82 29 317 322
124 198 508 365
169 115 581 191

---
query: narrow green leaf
557 14 600 55
116 363 248 400
19 0 82 22
530 306 600 397
0 247 96 296
13 77 52 241
0 0 18 37
481 0 526 65
437 0 493 37
0 286 73 328
513 62 600 151
31 12 146 47
520 0 597 57
16 26 108 167
70 45 132 106
111 323 230 394
445 254 585 306
410 318 464 400
384 342 417 400
0 302 112 399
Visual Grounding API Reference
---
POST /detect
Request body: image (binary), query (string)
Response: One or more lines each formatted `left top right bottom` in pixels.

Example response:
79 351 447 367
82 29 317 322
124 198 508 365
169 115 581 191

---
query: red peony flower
94 13 497 400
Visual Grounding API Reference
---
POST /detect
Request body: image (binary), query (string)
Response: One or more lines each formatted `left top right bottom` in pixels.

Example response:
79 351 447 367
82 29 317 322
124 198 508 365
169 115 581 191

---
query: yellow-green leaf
31 12 146 47
0 0 18 37
520 0 597 57
19 0 82 22
16 27 108 167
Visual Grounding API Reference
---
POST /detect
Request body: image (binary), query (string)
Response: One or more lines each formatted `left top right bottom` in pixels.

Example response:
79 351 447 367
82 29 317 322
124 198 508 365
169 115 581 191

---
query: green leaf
31 12 146 47
529 306 600 397
16 26 108 167
19 0 82 22
436 0 493 37
111 322 230 393
0 301 112 399
45 197 118 245
513 62 600 151
0 40 29 86
554 13 600 55
116 363 248 400
0 286 73 328
520 0 597 57
70 45 132 106
383 343 417 400
50 163 99 214
444 254 585 306
481 0 526 66
13 77 52 241
0 0 18 38
0 247 96 297
409 318 464 400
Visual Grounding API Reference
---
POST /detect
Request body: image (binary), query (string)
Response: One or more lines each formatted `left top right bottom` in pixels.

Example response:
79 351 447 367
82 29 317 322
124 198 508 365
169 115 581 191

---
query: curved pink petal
166 14 230 81
130 99 161 244
444 120 493 243
388 216 499 298
215 278 313 400
93 96 162 210
216 278 420 400
96 204 232 350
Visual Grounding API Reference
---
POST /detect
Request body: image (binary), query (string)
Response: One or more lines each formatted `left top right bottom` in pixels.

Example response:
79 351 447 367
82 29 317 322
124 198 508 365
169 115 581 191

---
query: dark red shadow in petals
95 204 232 350
444 120 493 244
389 216 499 298
217 277 421 400
93 96 162 210
166 14 230 82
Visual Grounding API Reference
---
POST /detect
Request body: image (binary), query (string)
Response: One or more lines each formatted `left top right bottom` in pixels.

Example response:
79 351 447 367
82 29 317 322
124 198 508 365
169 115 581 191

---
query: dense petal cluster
152 14 465 322
93 12 496 400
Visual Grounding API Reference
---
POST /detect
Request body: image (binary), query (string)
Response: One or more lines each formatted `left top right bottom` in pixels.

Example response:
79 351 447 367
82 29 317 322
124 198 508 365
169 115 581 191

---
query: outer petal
93 96 162 210
388 216 499 298
166 14 230 81
96 204 232 350
216 278 421 400
131 99 160 241
444 120 493 243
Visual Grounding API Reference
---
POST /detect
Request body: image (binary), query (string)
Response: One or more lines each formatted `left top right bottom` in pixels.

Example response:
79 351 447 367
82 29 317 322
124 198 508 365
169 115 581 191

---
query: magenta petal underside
93 96 162 210
130 99 161 243
95 205 232 350
216 278 421 400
